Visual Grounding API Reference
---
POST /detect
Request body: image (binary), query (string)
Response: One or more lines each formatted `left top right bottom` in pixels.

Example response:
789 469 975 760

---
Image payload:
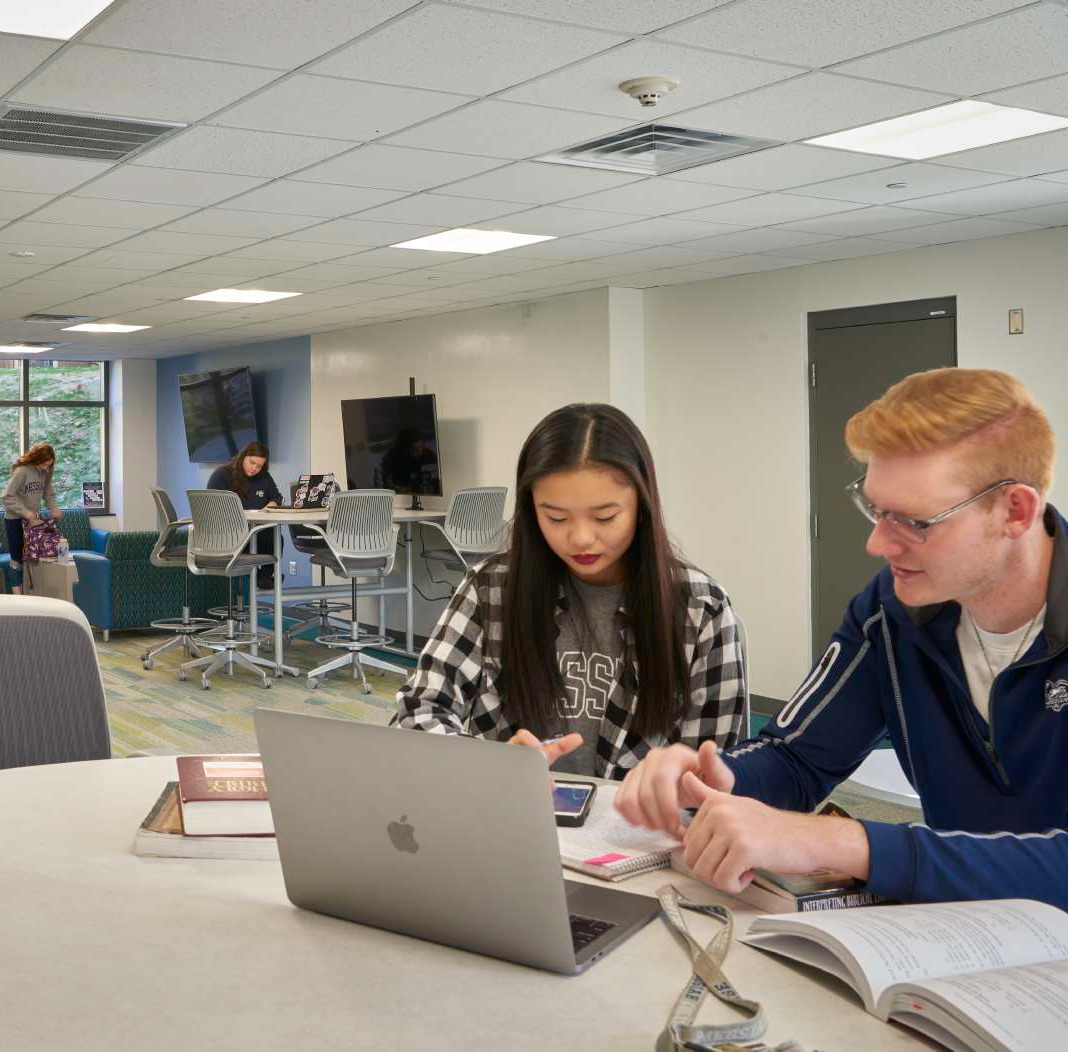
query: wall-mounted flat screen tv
178 367 259 463
341 394 442 497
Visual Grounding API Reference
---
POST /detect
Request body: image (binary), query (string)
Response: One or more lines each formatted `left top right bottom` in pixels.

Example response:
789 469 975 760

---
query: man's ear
1003 484 1042 539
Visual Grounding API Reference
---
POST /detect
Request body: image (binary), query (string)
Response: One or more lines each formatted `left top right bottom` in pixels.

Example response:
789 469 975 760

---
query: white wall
311 289 611 637
643 225 1068 702
108 358 158 532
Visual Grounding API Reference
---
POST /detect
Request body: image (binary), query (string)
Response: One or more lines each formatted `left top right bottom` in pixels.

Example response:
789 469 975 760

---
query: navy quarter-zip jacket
722 506 1068 909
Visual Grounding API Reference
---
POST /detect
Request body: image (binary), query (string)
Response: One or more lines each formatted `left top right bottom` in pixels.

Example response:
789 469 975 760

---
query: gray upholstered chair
179 489 278 690
420 486 508 573
0 595 111 769
301 489 398 692
141 487 218 670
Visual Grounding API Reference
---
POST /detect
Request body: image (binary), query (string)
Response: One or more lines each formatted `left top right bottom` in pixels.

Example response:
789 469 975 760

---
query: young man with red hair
616 368 1068 909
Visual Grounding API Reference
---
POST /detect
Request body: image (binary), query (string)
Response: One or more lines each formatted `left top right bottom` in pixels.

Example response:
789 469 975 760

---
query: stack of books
133 754 278 861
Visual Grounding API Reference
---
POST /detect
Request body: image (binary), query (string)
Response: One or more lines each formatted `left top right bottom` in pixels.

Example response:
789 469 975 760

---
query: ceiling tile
283 219 443 246
872 216 1042 244
835 5 1068 95
657 0 1029 68
0 33 60 94
570 216 742 245
383 101 632 160
563 180 758 216
599 269 711 288
0 155 112 195
221 180 405 216
114 231 258 254
497 238 638 260
27 264 159 287
75 248 209 270
352 193 521 226
278 262 404 283
901 179 1068 216
475 205 632 237
675 192 862 225
310 4 624 95
164 257 296 280
778 205 960 236
0 261 51 284
677 72 950 141
668 144 898 191
11 44 279 123
213 75 471 140
83 0 415 70
500 38 796 119
434 161 640 204
790 162 1011 203
162 208 323 238
0 220 135 248
227 241 353 263
131 126 356 178
983 73 1068 119
681 254 805 276
70 166 267 206
0 190 53 221
292 144 505 192
680 227 839 253
330 247 471 268
30 197 197 229
770 237 917 261
0 243 94 265
989 201 1068 226
934 129 1068 177
452 0 729 34
587 245 737 268
413 256 560 277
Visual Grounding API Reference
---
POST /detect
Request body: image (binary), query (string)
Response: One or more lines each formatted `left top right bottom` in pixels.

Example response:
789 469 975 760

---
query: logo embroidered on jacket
256 489 265 498
1045 679 1068 712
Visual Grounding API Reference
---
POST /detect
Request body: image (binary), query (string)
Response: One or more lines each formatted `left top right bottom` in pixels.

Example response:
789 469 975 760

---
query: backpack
23 518 62 561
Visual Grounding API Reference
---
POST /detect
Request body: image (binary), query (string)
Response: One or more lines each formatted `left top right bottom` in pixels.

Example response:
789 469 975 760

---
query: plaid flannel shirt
394 556 746 780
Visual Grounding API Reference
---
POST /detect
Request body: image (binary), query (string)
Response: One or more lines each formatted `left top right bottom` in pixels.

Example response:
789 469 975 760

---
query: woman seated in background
2 442 62 595
207 440 282 590
394 403 746 779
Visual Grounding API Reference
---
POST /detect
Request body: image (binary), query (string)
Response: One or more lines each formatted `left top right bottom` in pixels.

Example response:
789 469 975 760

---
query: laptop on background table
253 710 661 974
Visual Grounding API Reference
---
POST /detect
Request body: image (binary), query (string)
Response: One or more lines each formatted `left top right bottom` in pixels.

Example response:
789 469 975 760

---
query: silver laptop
254 710 661 974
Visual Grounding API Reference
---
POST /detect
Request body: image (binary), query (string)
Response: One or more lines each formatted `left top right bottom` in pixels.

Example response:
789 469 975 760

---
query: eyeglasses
846 476 1019 544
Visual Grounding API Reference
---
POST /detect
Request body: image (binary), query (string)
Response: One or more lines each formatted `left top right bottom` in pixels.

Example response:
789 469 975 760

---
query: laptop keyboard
570 913 616 953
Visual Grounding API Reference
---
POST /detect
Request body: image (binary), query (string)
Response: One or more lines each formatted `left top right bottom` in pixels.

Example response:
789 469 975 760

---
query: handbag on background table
23 518 62 562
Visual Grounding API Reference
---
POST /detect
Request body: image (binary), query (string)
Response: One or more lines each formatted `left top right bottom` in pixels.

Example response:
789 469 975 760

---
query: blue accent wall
156 336 313 587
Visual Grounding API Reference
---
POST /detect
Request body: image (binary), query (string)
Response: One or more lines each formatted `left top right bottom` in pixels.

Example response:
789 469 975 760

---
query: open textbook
743 899 1068 1052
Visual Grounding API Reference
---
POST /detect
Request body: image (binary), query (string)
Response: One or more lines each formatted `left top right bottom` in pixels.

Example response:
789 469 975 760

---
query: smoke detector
619 77 680 108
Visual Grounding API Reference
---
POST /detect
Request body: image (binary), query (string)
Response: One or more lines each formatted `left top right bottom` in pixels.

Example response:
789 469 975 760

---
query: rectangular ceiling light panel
0 105 183 162
0 1 118 39
184 289 303 304
392 229 556 254
806 101 1068 160
63 323 150 333
540 124 781 176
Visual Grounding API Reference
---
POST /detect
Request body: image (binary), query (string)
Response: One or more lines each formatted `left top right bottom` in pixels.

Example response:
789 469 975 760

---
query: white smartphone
552 780 597 827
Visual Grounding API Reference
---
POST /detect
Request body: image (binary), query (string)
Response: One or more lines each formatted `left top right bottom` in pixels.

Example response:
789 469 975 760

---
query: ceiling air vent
538 123 780 176
0 106 183 162
21 313 93 324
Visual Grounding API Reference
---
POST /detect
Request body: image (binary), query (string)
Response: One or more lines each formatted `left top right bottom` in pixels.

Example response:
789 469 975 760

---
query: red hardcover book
175 754 274 836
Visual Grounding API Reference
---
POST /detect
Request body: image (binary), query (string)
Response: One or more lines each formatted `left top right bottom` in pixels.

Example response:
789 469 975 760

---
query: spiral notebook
556 783 679 882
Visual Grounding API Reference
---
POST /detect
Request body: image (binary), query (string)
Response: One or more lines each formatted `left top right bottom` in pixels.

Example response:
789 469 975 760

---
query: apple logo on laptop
387 814 419 854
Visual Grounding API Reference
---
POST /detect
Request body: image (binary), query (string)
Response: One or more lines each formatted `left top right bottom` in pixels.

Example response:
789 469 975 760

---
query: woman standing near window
395 404 746 779
3 442 63 595
207 441 283 589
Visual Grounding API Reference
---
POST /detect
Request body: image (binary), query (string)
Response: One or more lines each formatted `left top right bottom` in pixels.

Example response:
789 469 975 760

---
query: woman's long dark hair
499 404 688 739
227 441 270 498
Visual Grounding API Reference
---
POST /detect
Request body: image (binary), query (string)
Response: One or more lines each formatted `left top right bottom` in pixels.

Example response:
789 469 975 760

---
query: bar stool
302 489 398 692
141 487 218 670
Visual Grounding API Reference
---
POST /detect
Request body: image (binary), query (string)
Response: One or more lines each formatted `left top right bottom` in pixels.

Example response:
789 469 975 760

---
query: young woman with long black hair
395 404 746 778
207 440 283 589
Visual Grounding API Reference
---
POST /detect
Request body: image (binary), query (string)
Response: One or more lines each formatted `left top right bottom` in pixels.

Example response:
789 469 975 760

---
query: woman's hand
508 728 583 767
265 501 280 509
25 512 42 527
51 508 63 521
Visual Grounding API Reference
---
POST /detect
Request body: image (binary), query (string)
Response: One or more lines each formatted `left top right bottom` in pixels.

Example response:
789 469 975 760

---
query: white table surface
0 756 931 1052
844 750 922 809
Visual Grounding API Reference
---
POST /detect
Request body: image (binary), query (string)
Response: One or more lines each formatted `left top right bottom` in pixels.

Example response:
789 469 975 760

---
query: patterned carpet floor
98 629 407 756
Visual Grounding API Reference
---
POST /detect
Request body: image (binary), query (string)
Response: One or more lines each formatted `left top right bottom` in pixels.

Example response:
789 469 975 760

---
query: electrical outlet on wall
288 561 297 576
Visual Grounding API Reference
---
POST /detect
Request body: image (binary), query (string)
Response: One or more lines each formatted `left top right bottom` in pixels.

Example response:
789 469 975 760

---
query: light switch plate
1008 308 1024 335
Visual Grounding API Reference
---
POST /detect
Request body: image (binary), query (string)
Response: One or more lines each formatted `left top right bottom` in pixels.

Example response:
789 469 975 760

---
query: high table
0 756 931 1051
245 507 446 678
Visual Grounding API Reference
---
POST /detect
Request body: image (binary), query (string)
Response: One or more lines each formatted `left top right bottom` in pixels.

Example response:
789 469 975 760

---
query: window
0 360 110 514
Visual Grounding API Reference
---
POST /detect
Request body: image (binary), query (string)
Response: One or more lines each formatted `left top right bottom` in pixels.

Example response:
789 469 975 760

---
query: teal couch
0 509 226 637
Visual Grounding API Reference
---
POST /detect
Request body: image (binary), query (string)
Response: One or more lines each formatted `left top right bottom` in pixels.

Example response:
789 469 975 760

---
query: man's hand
508 729 583 767
615 741 736 838
681 773 871 894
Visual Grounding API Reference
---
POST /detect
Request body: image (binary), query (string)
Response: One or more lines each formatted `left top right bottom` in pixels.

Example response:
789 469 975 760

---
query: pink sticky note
585 852 628 866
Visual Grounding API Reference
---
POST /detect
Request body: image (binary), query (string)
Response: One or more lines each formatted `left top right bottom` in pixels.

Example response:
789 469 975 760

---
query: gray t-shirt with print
551 578 625 777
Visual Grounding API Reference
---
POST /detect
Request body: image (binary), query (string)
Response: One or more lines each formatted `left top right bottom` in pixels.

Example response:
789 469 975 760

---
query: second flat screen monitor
341 394 442 497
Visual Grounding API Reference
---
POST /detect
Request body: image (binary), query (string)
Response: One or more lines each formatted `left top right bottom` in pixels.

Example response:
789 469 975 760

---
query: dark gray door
809 298 957 656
